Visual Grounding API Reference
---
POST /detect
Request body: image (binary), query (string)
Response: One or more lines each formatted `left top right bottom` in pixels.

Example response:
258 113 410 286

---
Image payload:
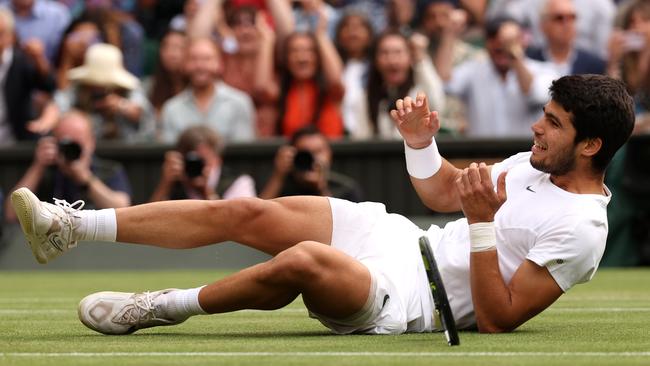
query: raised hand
390 92 440 149
455 162 507 224
256 10 275 43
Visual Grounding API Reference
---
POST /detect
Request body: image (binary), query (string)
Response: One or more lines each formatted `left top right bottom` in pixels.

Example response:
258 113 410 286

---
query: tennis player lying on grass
11 74 634 335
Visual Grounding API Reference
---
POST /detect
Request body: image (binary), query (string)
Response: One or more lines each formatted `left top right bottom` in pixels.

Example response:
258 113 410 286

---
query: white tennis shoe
11 187 83 264
78 290 187 335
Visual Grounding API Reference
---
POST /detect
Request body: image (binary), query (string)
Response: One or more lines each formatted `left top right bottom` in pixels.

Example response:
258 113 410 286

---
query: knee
265 241 325 286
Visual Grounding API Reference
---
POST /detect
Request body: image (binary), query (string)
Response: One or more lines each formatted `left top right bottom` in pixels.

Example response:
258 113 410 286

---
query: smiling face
530 100 580 176
375 34 412 87
185 38 221 88
286 34 318 81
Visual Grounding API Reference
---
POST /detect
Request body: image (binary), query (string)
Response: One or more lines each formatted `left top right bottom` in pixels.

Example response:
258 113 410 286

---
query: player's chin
529 157 553 174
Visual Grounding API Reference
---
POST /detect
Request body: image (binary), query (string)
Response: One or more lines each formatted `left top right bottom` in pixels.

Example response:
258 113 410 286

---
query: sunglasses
547 13 577 23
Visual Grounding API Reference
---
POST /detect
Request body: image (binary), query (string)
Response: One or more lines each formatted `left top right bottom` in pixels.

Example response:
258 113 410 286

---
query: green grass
1 269 649 366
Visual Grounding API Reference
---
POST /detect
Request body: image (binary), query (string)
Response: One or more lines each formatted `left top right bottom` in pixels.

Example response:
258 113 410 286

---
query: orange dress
281 80 344 138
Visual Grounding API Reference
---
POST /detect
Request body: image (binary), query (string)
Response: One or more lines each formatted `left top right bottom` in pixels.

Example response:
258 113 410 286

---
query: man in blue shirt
2 0 71 63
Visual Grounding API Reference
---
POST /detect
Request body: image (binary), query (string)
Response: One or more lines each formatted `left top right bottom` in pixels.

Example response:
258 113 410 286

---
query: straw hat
67 43 139 90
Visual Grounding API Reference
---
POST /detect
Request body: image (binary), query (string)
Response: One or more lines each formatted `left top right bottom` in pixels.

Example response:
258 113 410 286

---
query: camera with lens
58 139 82 162
293 150 314 171
184 152 205 178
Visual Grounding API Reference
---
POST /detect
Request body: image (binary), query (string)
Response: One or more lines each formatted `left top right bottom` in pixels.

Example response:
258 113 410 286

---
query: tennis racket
419 236 460 346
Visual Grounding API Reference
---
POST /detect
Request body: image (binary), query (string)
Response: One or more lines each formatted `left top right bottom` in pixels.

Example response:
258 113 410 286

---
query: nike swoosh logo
526 185 536 193
381 295 390 308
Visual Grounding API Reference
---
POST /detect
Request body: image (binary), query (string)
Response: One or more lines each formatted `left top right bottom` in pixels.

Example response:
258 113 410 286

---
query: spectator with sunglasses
526 0 606 77
486 0 615 60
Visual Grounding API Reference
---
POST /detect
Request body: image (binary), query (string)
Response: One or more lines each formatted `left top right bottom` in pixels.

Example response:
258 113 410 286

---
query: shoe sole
11 188 48 264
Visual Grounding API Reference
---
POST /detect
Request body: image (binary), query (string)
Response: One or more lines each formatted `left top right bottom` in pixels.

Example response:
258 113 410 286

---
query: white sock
159 286 208 320
76 209 117 242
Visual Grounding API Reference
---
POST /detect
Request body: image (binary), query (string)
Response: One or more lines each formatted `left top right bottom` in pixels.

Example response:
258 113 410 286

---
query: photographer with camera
150 126 256 202
4 110 132 222
259 126 362 202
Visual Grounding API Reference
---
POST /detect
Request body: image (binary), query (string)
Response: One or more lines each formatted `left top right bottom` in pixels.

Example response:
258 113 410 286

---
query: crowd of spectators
1 0 649 209
2 0 650 265
2 0 647 147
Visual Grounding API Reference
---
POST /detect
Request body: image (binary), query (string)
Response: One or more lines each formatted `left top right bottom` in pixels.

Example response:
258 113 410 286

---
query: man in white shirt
10 75 634 335
160 37 255 143
446 16 556 138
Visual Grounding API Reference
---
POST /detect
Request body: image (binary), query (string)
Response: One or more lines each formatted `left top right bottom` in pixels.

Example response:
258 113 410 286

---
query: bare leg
76 240 373 335
115 196 332 255
197 241 372 319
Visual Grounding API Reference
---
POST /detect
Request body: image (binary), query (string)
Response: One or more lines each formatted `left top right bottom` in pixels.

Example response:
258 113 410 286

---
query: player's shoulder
491 152 534 182
500 152 532 166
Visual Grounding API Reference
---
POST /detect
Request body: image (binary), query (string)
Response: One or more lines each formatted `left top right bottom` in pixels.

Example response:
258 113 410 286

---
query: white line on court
547 307 650 312
0 352 649 358
0 298 77 302
0 309 73 314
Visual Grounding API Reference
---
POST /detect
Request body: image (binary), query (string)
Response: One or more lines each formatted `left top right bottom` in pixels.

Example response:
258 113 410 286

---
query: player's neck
550 170 606 195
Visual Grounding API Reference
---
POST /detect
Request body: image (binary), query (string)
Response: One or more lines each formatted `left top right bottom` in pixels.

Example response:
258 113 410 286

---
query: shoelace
52 198 85 247
53 198 85 211
116 292 163 325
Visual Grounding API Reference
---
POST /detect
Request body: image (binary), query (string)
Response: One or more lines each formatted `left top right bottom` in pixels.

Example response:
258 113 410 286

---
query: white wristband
404 139 442 179
469 222 497 253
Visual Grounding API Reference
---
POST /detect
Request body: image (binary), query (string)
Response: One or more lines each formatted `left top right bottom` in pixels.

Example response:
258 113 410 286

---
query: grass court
1 268 649 366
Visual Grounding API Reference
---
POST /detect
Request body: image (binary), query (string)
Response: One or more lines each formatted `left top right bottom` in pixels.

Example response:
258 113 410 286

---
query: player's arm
410 159 464 212
471 255 563 333
391 93 478 212
457 163 563 332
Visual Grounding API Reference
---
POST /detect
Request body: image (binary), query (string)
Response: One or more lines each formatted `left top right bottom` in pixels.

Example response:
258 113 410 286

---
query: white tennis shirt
425 152 610 329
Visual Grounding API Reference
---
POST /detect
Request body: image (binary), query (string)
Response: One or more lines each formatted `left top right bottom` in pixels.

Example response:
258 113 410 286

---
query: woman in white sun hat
52 43 156 142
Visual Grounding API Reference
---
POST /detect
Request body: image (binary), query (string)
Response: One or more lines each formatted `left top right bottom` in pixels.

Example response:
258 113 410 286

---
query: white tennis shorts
308 198 437 334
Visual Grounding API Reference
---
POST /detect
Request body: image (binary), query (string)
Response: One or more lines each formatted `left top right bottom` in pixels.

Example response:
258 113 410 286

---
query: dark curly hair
549 74 635 173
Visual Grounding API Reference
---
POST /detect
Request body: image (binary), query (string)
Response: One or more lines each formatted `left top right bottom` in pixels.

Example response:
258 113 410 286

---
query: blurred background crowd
3 0 650 145
1 0 650 265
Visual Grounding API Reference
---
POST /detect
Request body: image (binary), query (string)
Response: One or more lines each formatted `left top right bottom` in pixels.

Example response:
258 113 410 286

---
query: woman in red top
276 7 345 139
